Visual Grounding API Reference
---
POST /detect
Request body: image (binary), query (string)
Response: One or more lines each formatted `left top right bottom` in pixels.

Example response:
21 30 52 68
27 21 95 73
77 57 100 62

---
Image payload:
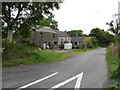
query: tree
91 37 98 47
89 28 104 45
2 2 61 43
106 14 120 35
40 18 59 30
89 28 114 46
83 34 89 37
67 30 83 37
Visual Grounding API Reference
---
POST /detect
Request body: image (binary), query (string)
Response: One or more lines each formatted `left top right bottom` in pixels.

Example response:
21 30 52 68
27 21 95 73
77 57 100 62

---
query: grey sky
53 0 120 34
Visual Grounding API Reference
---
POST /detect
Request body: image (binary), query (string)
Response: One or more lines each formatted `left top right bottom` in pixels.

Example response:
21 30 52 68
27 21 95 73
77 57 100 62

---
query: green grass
2 50 68 66
110 81 120 89
106 43 119 79
106 43 120 89
2 44 98 66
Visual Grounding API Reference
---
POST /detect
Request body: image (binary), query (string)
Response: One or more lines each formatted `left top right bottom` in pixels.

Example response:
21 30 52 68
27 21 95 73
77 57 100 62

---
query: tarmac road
2 48 108 89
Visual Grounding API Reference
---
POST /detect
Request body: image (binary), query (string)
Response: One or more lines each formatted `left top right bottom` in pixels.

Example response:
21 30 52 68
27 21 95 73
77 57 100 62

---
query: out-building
55 31 72 49
71 37 84 49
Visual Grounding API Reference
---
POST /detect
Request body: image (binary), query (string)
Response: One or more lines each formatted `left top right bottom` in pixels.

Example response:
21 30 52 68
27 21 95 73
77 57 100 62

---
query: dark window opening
48 42 51 45
40 32 43 37
75 42 77 45
53 34 55 37
54 42 57 44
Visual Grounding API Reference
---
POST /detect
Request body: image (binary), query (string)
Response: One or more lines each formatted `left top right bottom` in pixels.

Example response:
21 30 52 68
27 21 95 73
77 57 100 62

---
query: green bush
86 40 93 48
2 43 37 61
91 37 98 47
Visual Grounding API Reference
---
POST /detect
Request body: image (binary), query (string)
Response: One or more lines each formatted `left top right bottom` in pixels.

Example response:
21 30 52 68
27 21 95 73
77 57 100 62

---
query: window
53 34 55 37
75 42 77 45
48 42 51 45
54 42 57 44
40 32 43 37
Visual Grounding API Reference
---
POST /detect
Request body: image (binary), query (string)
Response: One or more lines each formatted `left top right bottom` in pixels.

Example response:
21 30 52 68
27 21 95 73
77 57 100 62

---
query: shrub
91 37 98 47
86 40 93 48
2 43 37 61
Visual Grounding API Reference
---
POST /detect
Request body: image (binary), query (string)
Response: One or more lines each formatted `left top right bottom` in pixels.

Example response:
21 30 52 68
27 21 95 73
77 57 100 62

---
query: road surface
2 48 108 89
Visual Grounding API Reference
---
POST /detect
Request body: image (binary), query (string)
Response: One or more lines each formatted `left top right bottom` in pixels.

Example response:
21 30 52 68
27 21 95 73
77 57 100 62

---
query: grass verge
2 44 97 66
110 82 120 89
106 43 120 89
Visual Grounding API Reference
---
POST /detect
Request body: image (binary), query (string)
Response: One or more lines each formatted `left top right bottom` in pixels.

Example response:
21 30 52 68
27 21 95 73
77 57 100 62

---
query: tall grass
2 50 69 66
2 43 97 66
106 43 119 78
2 43 70 66
106 43 120 89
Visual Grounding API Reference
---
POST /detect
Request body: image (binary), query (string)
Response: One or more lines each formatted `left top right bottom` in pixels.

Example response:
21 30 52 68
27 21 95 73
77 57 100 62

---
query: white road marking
75 72 83 88
49 72 83 89
16 72 58 90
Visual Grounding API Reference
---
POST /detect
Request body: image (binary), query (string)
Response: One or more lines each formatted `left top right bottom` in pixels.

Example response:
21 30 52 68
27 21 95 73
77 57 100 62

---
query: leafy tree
67 30 83 37
89 28 104 45
104 32 114 45
17 21 32 40
106 14 120 35
83 34 89 37
40 18 59 30
2 2 61 43
89 28 114 46
91 37 98 47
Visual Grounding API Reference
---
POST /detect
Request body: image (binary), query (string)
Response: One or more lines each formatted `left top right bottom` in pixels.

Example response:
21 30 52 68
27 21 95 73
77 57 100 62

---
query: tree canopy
67 30 83 37
89 28 114 46
106 14 120 35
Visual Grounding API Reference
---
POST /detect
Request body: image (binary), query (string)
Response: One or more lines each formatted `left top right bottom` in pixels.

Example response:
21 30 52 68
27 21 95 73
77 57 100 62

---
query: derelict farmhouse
32 27 91 49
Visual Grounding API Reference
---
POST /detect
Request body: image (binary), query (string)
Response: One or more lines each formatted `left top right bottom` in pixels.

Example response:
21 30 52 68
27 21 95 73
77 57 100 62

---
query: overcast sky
53 0 120 34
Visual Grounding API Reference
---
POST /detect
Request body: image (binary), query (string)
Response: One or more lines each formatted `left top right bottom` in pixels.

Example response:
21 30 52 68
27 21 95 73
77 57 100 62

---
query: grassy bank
106 43 120 89
2 44 97 66
106 43 119 78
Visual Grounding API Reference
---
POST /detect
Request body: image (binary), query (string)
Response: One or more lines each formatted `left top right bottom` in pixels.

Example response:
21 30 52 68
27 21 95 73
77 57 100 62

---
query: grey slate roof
71 37 84 42
55 31 70 37
36 27 56 33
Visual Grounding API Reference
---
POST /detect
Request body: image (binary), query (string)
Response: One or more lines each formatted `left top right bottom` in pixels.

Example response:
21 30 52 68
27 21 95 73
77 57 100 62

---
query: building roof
71 37 84 42
55 31 70 37
36 27 56 33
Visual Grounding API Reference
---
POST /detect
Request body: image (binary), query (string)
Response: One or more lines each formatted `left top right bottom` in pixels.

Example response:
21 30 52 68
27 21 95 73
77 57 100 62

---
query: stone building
32 27 58 49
